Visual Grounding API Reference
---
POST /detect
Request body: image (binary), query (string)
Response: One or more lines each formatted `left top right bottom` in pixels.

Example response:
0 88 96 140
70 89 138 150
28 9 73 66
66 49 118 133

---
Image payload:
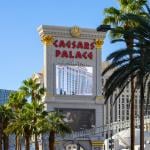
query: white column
44 44 54 96
96 49 102 96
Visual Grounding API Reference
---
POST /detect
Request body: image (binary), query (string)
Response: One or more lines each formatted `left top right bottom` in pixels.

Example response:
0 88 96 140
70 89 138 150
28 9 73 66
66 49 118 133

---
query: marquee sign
38 25 106 137
38 25 106 96
40 27 104 67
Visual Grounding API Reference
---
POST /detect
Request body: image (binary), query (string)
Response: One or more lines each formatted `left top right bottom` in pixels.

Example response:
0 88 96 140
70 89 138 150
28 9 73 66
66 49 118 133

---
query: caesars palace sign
40 26 104 62
38 26 105 99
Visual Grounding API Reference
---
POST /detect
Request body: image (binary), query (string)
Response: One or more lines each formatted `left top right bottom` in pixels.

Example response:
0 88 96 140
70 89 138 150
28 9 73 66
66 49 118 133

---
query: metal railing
57 115 150 140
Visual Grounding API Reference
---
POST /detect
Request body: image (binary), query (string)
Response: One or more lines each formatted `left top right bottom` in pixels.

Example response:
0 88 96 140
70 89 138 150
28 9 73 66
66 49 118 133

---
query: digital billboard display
56 108 95 131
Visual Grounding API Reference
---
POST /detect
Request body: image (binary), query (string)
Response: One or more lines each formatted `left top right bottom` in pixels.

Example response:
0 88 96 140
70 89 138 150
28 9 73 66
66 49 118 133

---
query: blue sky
0 0 121 90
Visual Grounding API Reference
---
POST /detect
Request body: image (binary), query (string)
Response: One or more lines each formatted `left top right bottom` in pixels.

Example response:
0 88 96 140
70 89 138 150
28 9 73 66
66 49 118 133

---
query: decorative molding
55 141 60 144
95 39 104 49
96 95 104 101
70 26 81 37
38 25 106 40
41 34 54 46
46 92 53 98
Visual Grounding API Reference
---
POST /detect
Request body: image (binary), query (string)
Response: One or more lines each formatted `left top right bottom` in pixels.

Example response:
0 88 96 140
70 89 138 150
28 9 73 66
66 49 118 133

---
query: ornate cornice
38 25 106 40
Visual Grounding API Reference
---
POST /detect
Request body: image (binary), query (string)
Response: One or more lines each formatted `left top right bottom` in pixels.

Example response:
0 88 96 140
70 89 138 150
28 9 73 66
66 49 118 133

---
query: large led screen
56 108 95 131
56 65 93 95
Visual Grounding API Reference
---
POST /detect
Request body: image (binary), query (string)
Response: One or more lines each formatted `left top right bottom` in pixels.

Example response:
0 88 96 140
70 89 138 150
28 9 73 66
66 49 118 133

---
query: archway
66 144 85 150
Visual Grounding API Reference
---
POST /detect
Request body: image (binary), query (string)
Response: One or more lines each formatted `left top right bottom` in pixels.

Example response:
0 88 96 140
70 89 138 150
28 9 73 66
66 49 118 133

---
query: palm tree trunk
41 134 44 150
49 131 55 150
15 135 17 150
125 34 135 150
16 135 21 150
35 134 39 150
18 136 21 150
18 137 21 150
16 135 18 150
25 136 30 150
130 77 135 150
140 74 144 150
3 134 9 150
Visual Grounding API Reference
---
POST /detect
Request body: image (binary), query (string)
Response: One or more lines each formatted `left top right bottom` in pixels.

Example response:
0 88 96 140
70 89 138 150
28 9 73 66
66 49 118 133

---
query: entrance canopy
112 128 150 146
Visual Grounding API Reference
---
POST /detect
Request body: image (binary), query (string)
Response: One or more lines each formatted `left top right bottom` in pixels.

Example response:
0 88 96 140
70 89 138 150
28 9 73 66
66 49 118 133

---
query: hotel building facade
102 61 150 125
0 89 13 104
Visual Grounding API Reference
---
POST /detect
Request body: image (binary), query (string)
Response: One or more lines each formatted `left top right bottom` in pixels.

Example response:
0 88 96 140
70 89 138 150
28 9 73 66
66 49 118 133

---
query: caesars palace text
53 39 95 60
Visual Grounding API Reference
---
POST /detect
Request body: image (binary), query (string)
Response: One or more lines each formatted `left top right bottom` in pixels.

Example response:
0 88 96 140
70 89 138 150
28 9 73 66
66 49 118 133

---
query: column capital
96 95 104 100
95 38 104 49
91 140 104 147
41 34 54 46
45 92 54 98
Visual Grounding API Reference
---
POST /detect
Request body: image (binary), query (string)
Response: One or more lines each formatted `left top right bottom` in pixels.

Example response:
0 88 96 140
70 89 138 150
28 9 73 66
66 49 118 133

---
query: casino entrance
66 144 85 150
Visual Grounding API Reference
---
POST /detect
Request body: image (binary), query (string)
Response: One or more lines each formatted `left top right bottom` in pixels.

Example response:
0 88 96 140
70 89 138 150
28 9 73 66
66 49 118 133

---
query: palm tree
8 91 27 150
103 1 147 149
122 11 150 150
37 111 71 150
47 112 71 150
0 104 13 150
19 77 45 150
5 102 43 150
103 9 150 149
8 91 27 110
19 78 44 103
